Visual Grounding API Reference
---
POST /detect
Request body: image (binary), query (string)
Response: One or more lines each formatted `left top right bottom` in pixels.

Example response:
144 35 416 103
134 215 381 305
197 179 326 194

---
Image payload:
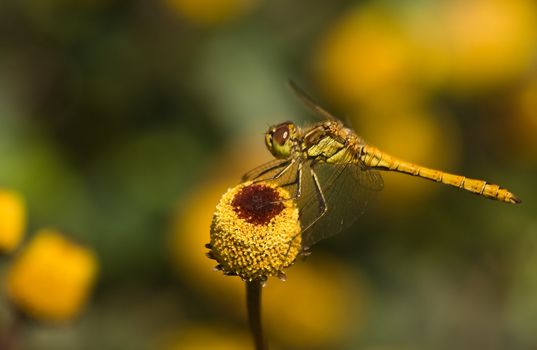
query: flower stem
246 281 267 350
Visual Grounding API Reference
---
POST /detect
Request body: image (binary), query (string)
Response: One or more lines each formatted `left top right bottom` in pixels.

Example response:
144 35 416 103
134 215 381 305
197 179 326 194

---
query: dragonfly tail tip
509 194 522 204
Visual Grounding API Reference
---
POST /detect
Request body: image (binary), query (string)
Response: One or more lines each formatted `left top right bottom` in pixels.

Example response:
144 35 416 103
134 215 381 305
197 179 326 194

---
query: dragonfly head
265 122 297 159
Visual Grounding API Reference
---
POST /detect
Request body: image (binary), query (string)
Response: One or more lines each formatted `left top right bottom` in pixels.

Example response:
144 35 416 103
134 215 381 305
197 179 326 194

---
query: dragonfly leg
243 159 289 182
251 159 295 185
292 162 303 199
288 166 328 252
249 158 304 207
251 158 306 203
302 167 328 232
273 161 303 202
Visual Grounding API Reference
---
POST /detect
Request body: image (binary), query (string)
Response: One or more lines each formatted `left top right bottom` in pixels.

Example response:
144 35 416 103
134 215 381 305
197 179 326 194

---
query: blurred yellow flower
446 0 537 91
0 189 26 253
166 0 258 25
6 229 98 323
313 5 419 107
314 0 537 101
414 0 537 93
163 325 252 350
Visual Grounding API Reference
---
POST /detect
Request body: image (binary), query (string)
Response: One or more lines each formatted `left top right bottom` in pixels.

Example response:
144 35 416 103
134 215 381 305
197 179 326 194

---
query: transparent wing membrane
288 81 338 121
244 158 383 249
297 162 383 248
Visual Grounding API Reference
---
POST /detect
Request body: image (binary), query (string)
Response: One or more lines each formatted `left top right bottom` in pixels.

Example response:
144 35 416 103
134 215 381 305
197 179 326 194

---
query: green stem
246 281 267 350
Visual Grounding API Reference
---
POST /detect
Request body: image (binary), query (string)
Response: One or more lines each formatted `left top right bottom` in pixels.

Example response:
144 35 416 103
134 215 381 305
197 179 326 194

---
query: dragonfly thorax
265 121 299 159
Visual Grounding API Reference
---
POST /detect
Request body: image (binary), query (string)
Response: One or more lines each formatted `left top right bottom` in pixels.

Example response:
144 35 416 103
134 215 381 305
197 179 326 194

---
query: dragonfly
243 82 521 249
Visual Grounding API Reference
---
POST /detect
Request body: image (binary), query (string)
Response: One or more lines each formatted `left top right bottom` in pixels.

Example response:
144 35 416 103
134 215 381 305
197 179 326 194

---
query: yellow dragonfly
243 82 521 249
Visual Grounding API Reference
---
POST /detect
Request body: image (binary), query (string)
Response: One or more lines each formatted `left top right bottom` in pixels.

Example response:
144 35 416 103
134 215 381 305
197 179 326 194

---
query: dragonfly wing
297 162 383 248
288 81 339 122
241 159 290 182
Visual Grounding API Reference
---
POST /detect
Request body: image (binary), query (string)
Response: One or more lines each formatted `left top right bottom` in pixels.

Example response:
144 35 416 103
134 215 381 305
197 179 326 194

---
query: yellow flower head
208 181 301 282
6 229 98 323
0 189 26 253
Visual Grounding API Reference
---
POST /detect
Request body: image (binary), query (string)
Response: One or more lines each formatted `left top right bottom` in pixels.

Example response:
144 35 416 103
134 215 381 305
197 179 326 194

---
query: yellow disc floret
209 181 301 282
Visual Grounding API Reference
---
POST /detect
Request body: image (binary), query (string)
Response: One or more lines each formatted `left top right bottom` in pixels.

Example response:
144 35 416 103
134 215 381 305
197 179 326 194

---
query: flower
208 181 301 282
435 0 537 92
5 229 98 323
313 5 418 107
313 0 537 103
0 189 26 253
171 173 366 348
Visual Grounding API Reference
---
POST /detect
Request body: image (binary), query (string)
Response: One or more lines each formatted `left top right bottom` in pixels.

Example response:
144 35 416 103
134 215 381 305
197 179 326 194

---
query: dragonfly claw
301 246 312 256
277 271 287 281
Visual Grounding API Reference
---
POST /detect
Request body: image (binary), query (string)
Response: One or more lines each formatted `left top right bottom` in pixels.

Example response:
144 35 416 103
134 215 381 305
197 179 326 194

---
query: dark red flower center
232 184 285 225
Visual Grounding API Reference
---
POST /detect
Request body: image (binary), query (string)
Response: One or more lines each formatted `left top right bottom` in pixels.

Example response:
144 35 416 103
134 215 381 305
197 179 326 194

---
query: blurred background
0 0 536 349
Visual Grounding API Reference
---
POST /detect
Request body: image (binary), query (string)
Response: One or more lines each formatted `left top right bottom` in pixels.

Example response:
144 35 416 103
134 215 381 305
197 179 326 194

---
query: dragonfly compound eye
266 122 295 159
273 123 291 145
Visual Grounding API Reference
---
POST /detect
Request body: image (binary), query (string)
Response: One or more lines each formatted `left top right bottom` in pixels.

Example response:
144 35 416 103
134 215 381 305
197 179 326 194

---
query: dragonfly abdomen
361 145 520 204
